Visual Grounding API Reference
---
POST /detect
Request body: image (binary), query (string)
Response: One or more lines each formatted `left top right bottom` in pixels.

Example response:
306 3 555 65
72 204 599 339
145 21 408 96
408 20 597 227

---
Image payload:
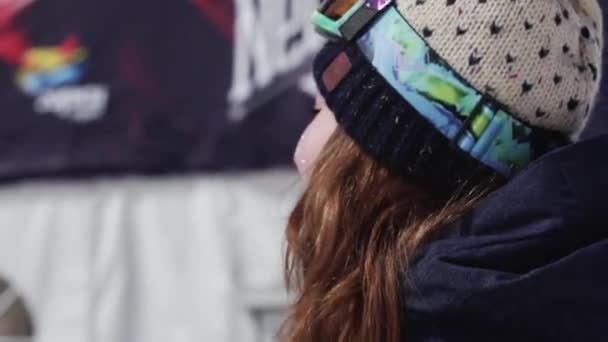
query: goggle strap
450 95 489 147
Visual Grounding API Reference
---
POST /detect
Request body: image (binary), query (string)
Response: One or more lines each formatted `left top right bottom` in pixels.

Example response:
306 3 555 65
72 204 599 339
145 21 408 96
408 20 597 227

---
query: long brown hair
281 128 501 342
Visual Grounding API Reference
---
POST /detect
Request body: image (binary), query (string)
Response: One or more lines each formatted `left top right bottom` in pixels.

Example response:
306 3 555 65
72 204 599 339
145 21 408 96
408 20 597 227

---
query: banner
0 0 321 180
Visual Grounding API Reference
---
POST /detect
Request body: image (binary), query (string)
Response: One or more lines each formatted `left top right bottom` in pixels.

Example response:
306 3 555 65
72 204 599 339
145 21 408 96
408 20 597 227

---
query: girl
283 0 605 341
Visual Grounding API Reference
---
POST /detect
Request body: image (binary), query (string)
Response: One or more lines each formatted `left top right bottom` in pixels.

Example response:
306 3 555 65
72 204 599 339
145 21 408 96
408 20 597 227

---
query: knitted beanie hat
400 0 603 134
312 0 603 190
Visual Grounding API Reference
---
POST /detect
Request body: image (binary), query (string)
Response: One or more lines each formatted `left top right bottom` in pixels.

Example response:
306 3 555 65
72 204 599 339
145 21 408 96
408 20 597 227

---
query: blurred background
0 0 604 341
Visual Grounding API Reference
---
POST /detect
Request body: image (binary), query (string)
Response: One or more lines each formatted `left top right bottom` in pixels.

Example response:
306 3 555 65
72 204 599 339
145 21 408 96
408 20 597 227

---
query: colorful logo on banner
16 35 87 96
0 1 109 123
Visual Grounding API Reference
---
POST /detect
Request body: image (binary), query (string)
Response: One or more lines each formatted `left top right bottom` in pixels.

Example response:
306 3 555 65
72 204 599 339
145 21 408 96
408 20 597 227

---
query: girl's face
294 97 338 184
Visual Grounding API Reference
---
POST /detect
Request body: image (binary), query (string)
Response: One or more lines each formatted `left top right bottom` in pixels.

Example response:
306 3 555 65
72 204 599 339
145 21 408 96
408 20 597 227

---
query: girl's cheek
293 107 337 183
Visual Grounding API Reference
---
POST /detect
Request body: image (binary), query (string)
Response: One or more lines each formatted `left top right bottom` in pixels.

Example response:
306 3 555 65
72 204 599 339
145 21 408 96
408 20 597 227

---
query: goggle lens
320 0 359 20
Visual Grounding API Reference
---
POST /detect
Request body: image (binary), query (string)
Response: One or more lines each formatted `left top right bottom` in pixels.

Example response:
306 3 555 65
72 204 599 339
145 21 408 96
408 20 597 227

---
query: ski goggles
312 0 551 177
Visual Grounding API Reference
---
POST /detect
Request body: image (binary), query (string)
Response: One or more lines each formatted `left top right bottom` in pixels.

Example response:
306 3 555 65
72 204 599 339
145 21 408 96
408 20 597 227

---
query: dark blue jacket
404 134 608 341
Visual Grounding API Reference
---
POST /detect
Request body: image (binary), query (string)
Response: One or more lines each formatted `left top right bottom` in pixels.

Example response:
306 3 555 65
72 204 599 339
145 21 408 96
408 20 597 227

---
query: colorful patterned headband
312 0 547 177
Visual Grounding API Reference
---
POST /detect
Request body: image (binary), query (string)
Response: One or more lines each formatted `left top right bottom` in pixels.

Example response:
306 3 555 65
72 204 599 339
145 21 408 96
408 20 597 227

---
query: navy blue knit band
313 41 498 192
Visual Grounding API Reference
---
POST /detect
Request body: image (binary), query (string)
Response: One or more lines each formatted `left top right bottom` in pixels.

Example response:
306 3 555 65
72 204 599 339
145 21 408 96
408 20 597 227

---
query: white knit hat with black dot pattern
396 0 603 136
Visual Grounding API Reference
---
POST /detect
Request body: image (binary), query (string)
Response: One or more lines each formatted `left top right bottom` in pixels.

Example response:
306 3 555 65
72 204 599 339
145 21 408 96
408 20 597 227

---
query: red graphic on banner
0 0 33 64
0 28 28 64
0 0 33 27
191 0 234 40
